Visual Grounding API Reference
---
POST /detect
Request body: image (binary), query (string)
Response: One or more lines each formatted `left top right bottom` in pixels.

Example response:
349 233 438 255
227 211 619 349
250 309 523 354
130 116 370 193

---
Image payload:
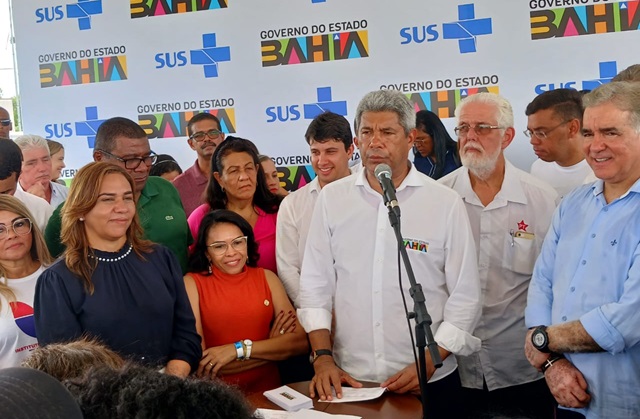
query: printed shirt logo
517 220 529 232
10 302 36 338
403 238 429 253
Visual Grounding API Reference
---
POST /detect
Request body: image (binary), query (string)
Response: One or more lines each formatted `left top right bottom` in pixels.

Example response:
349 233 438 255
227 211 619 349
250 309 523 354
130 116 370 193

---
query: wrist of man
541 353 565 374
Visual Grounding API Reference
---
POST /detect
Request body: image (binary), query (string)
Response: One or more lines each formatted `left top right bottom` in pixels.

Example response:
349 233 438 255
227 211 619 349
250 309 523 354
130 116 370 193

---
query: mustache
463 142 484 153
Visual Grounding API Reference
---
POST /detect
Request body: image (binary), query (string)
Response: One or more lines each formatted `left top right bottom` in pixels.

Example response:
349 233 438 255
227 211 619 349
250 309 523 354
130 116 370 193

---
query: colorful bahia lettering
130 0 227 18
261 31 368 66
530 1 640 40
40 56 127 88
138 109 236 139
407 86 499 119
277 165 316 192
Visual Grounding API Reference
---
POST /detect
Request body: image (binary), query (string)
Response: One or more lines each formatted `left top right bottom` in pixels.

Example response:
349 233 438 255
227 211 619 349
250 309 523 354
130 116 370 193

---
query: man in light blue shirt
525 81 640 419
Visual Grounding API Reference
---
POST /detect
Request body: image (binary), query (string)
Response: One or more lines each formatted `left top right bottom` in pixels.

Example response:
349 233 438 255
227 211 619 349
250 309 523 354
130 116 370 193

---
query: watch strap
312 349 333 363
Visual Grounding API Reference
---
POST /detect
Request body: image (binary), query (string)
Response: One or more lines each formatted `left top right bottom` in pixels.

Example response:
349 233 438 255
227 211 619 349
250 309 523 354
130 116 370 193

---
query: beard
460 142 501 180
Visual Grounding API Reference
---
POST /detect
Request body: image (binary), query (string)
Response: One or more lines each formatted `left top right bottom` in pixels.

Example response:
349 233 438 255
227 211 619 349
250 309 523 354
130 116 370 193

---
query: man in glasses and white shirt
526 89 593 198
172 113 226 217
44 117 191 273
439 92 558 418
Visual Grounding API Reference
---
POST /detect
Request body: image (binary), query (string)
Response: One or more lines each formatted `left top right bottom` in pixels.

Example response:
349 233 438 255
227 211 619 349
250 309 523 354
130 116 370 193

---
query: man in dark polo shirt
44 117 191 272
172 113 226 217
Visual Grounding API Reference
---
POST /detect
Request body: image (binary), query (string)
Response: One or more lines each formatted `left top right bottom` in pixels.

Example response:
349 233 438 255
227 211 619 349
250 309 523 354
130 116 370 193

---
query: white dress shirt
298 165 482 383
13 188 54 233
439 161 558 390
17 181 68 210
276 177 322 307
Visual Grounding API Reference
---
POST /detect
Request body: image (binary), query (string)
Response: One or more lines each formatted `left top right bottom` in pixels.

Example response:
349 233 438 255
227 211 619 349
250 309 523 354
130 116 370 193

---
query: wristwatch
531 325 551 353
309 349 333 364
243 339 253 360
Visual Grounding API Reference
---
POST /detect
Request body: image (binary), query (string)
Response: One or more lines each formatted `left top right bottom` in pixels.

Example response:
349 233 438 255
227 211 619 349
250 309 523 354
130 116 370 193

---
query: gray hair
354 90 415 135
583 81 640 132
455 92 514 129
14 134 51 155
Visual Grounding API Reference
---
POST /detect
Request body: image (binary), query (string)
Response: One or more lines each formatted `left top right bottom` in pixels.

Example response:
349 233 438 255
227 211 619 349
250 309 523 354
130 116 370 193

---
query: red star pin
517 220 529 231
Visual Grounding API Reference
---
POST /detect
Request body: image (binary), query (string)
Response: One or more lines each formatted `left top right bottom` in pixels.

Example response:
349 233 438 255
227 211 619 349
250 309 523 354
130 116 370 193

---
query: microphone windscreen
374 163 392 180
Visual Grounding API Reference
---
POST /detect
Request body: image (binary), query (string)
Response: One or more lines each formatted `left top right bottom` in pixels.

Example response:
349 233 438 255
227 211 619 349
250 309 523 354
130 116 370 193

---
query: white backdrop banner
11 0 637 189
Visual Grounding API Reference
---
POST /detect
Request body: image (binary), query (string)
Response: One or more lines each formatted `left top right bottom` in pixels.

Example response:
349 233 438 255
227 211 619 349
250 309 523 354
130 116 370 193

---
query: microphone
374 163 400 217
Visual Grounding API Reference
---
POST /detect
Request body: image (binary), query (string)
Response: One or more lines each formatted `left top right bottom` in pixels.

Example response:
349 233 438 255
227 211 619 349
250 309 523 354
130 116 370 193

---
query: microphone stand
386 206 442 418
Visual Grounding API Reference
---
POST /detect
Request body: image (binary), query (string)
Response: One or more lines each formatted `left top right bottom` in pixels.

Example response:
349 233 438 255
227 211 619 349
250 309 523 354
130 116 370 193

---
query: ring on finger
209 362 214 367
279 328 285 335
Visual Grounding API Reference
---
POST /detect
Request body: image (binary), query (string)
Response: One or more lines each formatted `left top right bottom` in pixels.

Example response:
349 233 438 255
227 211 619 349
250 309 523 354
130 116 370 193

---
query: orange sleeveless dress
191 266 280 393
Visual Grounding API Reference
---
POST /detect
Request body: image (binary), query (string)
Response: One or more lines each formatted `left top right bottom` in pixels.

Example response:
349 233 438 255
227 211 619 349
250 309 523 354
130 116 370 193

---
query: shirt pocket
502 231 537 275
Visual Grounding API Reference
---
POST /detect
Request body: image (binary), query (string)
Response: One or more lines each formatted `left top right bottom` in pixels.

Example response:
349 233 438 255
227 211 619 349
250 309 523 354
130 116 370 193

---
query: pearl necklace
89 244 133 263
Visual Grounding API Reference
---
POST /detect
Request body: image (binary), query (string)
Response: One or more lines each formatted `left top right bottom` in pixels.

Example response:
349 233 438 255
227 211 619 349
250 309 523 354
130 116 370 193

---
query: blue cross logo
190 33 231 78
75 106 106 148
582 61 617 91
303 87 348 119
312 0 326 2
442 4 492 54
66 0 102 31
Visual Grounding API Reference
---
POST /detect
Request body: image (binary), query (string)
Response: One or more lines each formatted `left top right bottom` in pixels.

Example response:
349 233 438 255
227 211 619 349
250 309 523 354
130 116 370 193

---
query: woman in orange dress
184 209 308 393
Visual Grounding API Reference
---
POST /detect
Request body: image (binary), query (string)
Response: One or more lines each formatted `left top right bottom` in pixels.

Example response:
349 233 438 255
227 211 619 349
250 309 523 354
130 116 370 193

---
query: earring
221 186 225 193
79 217 85 221
208 265 212 274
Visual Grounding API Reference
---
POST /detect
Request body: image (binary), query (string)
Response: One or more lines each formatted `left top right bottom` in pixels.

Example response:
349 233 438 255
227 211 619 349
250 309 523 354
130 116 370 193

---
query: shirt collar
138 178 157 208
592 176 640 199
455 160 527 206
355 161 422 193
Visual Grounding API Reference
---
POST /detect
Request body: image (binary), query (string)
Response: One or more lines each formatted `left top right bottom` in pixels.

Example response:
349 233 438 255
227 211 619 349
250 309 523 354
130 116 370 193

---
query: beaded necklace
88 244 133 263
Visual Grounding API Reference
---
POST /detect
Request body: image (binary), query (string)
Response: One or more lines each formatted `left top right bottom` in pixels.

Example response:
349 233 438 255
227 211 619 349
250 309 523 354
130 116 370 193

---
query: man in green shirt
45 117 191 272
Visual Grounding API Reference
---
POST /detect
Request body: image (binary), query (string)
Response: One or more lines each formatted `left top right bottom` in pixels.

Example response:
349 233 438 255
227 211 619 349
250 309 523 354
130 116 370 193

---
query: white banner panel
11 0 637 189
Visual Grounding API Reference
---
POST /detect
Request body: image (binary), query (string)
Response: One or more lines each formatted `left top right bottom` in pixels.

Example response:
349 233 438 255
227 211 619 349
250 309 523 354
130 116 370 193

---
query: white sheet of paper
318 387 387 403
256 408 361 419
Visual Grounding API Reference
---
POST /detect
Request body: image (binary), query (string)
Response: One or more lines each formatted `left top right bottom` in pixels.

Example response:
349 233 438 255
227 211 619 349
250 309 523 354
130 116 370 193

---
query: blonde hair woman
34 162 201 377
0 195 53 368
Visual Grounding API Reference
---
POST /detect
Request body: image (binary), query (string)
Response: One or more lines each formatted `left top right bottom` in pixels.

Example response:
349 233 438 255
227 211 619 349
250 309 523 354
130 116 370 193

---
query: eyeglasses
207 236 248 255
454 124 503 137
523 120 569 140
98 150 158 169
0 119 11 127
190 130 223 142
0 218 32 240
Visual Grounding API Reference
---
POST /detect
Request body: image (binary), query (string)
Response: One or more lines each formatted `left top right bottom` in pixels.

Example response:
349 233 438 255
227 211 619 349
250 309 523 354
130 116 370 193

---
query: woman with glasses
188 137 281 273
34 162 202 377
185 209 307 393
0 195 53 368
413 110 461 179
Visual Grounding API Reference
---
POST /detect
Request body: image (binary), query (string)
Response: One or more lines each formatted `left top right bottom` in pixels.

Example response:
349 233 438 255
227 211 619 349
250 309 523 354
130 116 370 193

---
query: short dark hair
205 136 281 213
525 88 584 124
415 110 461 180
188 209 260 273
64 363 253 419
187 113 222 137
150 154 183 177
0 139 23 180
612 64 640 82
304 112 353 150
94 117 146 152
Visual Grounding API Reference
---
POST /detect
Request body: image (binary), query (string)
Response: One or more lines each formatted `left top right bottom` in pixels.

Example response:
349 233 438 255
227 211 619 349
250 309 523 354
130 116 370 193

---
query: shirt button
581 260 586 265
591 234 596 238
376 353 382 359
604 208 609 212
375 322 381 327
570 287 575 292
562 316 567 321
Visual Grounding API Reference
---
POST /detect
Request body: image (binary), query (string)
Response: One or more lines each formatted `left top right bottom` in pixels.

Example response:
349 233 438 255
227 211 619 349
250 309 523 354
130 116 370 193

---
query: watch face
309 353 315 364
533 332 545 347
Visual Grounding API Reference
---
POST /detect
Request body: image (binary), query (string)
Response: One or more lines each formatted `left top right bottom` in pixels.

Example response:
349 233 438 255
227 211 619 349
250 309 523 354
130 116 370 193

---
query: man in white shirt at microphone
297 89 482 418
439 92 557 418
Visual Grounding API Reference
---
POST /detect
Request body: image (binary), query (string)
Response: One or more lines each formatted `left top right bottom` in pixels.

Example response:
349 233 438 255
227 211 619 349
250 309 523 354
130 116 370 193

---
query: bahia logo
266 87 347 123
44 106 106 148
155 33 231 78
35 0 102 30
534 61 617 94
400 3 492 54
